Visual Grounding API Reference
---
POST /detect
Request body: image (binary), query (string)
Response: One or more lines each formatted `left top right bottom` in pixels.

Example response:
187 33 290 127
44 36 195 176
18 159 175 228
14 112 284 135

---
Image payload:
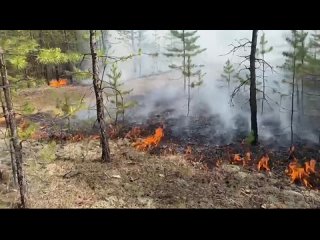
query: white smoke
78 30 320 145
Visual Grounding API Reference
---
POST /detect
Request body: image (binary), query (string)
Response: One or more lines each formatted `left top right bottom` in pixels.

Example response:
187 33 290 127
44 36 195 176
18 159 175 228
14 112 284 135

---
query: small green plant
39 141 57 163
245 131 255 145
18 121 38 140
55 93 86 130
21 102 36 115
107 63 136 124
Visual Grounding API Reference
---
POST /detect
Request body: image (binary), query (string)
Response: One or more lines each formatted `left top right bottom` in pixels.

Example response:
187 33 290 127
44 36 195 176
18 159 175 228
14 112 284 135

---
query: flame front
287 159 315 188
257 154 270 171
305 159 316 174
49 79 68 88
133 127 164 151
231 152 251 166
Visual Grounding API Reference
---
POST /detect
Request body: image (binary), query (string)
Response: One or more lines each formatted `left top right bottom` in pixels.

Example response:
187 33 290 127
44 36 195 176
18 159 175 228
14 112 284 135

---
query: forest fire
49 79 68 87
231 152 252 166
286 159 312 188
305 159 316 174
257 154 270 171
133 127 164 151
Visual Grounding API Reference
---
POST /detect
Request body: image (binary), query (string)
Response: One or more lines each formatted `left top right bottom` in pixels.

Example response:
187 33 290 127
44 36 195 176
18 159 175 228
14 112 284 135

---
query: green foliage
21 102 36 115
0 35 38 70
165 30 206 62
106 63 135 123
281 30 308 74
73 69 91 80
56 93 86 118
245 131 255 145
221 59 236 86
257 32 273 56
39 141 57 163
37 48 81 65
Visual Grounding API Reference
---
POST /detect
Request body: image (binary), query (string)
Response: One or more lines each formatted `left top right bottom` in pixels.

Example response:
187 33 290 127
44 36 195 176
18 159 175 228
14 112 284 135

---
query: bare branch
230 79 250 105
220 40 251 56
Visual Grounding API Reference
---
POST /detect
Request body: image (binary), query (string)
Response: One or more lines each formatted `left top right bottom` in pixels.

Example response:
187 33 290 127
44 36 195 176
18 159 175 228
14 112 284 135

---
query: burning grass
49 79 68 88
133 127 164 151
230 152 252 166
257 154 270 172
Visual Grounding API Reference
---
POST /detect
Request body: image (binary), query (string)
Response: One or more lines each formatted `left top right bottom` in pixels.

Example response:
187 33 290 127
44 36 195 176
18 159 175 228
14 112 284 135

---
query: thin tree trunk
187 76 191 116
261 56 265 115
0 90 17 186
39 31 50 85
182 30 186 93
296 79 300 124
0 51 27 207
291 54 296 146
138 31 142 77
115 93 118 125
55 65 59 81
187 56 191 116
89 30 111 162
131 31 137 74
228 73 230 94
249 30 258 145
301 77 304 116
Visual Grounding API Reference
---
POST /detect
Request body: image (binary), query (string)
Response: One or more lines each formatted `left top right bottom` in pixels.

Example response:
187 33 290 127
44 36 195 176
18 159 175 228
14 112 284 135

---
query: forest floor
1 81 320 208
1 135 320 208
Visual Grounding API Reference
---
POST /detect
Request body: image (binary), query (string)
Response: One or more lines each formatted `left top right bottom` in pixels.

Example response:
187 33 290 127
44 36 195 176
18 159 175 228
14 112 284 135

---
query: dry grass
2 137 320 208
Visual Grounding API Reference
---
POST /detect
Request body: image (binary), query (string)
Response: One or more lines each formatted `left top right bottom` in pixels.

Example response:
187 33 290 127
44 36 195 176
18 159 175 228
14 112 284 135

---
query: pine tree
282 30 300 145
152 30 161 74
117 30 139 75
107 63 135 124
164 30 206 92
184 56 205 116
221 59 235 93
296 30 308 118
37 48 82 82
137 30 146 76
256 32 273 115
309 30 320 60
282 30 308 138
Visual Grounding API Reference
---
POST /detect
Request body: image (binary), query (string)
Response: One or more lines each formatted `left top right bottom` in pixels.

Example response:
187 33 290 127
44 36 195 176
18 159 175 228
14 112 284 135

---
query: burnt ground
1 82 320 208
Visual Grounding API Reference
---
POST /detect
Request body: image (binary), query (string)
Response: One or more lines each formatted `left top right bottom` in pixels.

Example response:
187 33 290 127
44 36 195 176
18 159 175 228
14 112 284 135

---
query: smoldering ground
77 30 320 148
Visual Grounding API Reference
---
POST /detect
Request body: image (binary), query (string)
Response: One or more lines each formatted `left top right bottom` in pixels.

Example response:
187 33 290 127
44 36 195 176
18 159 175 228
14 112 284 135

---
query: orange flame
49 79 68 88
133 127 164 151
232 154 242 164
286 159 312 188
231 152 251 166
257 154 270 171
305 159 316 175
